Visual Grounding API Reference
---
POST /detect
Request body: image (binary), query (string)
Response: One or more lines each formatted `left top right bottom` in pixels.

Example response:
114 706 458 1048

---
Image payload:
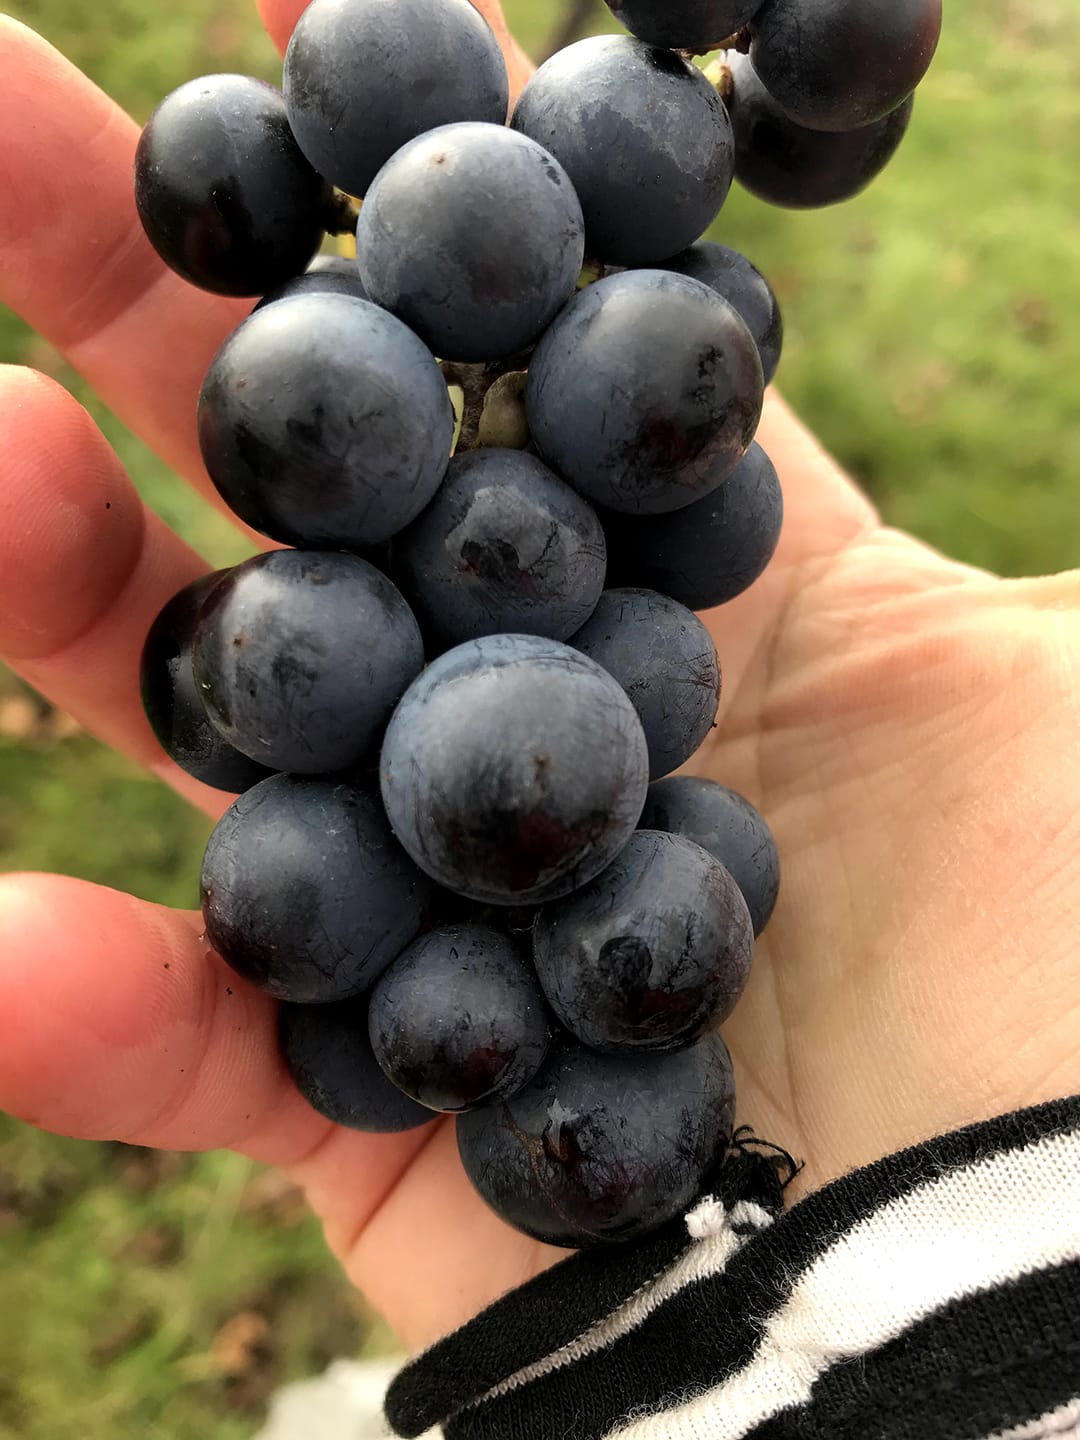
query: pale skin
0 0 1077 1355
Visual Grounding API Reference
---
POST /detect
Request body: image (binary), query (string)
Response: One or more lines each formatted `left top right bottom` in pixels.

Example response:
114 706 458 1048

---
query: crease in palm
0 0 1076 1351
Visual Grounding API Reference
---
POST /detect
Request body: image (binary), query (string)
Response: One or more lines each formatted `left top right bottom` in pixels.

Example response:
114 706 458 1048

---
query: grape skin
253 254 368 311
526 270 764 516
202 776 434 1003
395 449 607 651
569 588 721 782
604 0 765 52
140 572 272 795
134 74 330 296
726 52 915 210
656 241 784 387
130 17 817 1250
356 124 585 364
456 1033 736 1248
640 776 781 936
510 36 734 267
368 925 552 1113
749 0 941 133
280 997 433 1134
379 634 650 906
199 294 454 551
603 441 783 612
192 550 424 776
284 0 509 198
533 831 753 1054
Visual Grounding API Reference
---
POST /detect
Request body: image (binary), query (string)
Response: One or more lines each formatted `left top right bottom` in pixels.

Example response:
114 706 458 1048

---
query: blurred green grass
0 0 1078 1435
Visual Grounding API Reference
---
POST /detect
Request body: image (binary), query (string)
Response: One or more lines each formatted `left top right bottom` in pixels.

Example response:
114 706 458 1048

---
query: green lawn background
0 0 1077 1435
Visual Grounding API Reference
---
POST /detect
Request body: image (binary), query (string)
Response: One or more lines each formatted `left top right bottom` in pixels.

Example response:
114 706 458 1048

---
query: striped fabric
386 1096 1080 1439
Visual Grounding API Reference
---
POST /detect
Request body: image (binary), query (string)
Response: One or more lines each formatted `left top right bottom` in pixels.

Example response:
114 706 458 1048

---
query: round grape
202 775 433 1003
640 776 781 937
284 0 509 198
656 241 783 386
254 254 368 311
526 270 763 515
379 634 650 906
280 997 433 1133
534 831 753 1054
140 572 273 794
726 52 915 209
134 74 330 296
749 0 941 133
569 589 720 781
368 926 551 1113
603 441 783 612
510 36 734 266
604 0 764 52
191 550 423 775
198 294 454 550
456 1032 736 1247
395 449 607 650
357 124 585 363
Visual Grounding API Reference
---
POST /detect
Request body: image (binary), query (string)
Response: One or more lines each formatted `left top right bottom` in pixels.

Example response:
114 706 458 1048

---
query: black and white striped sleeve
385 1095 1080 1440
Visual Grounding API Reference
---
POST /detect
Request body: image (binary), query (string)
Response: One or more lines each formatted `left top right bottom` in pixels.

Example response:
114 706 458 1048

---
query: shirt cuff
386 1095 1080 1440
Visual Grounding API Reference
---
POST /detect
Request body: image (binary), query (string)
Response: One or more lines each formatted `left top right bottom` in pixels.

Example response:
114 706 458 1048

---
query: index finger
0 17 248 493
0 2 529 502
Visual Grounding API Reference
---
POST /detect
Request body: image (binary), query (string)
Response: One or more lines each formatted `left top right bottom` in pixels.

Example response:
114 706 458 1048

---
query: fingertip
0 366 146 661
0 874 306 1157
256 0 306 54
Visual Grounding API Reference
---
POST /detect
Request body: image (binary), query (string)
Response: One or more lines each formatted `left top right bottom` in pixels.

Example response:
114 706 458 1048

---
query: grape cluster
136 0 939 1247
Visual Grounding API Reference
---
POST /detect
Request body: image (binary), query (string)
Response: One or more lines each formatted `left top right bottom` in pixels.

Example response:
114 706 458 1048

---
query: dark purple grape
368 925 551 1113
356 124 584 363
201 775 434 1003
526 271 764 515
395 449 606 650
198 294 454 551
456 1032 736 1247
134 75 330 296
379 634 650 906
510 36 733 267
140 572 273 793
604 0 764 51
749 0 941 133
533 831 752 1054
569 589 720 781
640 776 780 936
254 254 368 311
280 996 433 1133
656 241 783 386
284 0 509 199
603 441 783 612
726 51 915 209
191 550 423 775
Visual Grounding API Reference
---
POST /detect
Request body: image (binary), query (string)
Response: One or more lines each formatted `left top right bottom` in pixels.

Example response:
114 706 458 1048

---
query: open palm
0 0 1076 1355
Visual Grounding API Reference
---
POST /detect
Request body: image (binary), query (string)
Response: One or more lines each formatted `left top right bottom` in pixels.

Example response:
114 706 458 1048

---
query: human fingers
0 10 879 730
0 365 245 815
0 871 511 1342
0 874 299 1156
0 18 248 494
0 873 436 1186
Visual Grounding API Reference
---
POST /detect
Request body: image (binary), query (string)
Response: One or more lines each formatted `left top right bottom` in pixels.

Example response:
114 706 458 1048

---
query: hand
0 0 1076 1355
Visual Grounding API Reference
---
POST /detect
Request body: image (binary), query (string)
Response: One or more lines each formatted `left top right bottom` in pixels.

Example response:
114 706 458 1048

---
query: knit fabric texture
386 1097 1080 1440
